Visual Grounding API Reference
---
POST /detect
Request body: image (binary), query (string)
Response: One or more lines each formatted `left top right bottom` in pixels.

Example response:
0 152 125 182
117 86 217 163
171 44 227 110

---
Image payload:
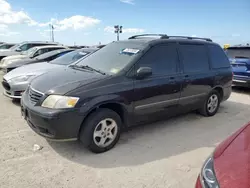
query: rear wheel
79 109 122 153
198 90 220 117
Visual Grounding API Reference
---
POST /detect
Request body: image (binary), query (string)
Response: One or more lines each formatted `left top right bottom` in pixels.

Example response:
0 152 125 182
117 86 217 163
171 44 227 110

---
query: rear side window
208 44 230 69
180 44 209 73
137 43 178 76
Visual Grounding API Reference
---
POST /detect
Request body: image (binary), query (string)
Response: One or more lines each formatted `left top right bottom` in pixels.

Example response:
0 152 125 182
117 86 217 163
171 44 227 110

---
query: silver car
0 45 67 69
0 41 60 61
2 48 98 99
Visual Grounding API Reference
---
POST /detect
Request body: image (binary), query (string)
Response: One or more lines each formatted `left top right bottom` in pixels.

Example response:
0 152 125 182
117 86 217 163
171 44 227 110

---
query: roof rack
128 34 212 42
128 34 169 39
167 36 212 42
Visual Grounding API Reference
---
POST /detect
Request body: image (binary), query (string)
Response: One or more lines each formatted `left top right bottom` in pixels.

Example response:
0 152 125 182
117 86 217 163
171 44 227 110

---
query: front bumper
195 176 202 188
21 91 83 140
2 79 28 99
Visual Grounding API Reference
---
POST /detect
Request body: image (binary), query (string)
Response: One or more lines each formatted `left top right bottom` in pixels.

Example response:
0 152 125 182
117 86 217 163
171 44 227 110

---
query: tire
198 90 220 117
79 108 122 153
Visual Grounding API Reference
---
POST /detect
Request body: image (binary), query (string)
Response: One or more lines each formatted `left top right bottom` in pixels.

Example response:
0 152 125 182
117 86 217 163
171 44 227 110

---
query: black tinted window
180 44 209 73
208 45 230 69
138 44 178 76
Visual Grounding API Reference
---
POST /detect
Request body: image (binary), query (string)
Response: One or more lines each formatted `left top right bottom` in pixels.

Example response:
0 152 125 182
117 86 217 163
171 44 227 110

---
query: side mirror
136 67 152 79
15 47 21 52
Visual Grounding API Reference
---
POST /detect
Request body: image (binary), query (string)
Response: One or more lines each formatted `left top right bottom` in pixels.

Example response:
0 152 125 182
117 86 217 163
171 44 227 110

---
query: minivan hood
3 62 62 81
213 123 250 188
30 68 106 95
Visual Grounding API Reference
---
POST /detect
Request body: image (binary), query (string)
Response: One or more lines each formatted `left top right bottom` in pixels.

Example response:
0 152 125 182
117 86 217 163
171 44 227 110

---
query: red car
195 122 250 188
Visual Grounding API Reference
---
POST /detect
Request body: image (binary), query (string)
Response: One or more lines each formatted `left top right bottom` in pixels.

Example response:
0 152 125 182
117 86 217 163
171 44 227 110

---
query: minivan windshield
74 42 144 74
50 50 89 65
226 47 250 59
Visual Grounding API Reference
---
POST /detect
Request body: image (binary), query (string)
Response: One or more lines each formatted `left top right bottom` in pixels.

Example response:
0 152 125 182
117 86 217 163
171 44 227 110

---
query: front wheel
198 90 220 117
80 109 122 153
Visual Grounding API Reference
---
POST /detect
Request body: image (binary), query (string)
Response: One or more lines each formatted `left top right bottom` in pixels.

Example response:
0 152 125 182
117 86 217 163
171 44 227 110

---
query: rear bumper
232 76 250 87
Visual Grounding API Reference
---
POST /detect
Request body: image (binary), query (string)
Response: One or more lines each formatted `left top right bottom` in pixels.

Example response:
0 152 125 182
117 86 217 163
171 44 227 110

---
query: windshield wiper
70 64 106 75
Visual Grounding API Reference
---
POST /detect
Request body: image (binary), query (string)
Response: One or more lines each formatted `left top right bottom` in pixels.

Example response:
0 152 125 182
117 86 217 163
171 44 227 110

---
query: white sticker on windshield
121 48 140 55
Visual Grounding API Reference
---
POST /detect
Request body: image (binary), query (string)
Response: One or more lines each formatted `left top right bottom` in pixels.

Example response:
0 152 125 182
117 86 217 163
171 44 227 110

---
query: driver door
133 43 182 116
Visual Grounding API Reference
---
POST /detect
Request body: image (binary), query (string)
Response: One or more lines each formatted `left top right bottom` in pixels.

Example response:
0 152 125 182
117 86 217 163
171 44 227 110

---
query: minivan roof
123 34 215 46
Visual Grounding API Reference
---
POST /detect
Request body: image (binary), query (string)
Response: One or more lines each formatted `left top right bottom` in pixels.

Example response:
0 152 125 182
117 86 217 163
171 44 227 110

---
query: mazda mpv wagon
21 34 232 153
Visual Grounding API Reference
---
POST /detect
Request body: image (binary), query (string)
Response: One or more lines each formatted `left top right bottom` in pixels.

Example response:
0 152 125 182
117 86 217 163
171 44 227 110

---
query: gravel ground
0 72 250 188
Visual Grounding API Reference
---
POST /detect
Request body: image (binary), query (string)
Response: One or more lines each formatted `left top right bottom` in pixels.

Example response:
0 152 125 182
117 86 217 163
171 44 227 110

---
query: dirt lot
0 72 250 188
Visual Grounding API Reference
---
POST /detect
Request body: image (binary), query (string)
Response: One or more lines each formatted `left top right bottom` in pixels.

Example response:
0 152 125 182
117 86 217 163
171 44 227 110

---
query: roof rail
165 36 212 42
128 34 212 42
128 34 169 39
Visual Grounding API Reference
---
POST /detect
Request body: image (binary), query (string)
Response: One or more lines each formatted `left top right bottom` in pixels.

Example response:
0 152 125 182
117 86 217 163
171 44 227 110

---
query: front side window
74 42 145 74
180 43 209 73
136 44 178 76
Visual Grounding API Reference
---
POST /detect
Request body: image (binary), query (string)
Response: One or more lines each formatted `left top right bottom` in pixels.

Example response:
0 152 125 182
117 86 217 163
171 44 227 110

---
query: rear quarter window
208 44 230 69
179 43 209 73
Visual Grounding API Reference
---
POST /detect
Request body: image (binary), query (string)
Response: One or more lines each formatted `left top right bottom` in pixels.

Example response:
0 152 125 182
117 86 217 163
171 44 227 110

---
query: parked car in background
0 45 67 69
0 43 16 50
2 49 74 73
195 121 250 188
2 48 98 99
20 34 232 153
0 41 61 61
91 44 106 49
226 44 250 87
68 45 89 49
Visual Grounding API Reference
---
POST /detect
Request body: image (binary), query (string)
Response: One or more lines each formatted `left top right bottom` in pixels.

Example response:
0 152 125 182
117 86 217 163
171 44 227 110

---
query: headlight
41 95 79 109
9 75 36 83
1 60 12 67
200 157 219 188
0 58 6 65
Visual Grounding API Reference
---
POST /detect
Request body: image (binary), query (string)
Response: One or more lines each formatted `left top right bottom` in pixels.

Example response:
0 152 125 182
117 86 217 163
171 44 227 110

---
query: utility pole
50 24 54 42
114 25 122 41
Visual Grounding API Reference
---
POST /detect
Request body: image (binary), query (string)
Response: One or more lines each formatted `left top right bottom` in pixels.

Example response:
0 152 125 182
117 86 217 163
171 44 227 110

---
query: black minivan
21 34 232 153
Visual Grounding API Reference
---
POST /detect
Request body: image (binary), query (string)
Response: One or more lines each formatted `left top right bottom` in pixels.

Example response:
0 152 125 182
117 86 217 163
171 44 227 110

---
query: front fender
79 94 132 115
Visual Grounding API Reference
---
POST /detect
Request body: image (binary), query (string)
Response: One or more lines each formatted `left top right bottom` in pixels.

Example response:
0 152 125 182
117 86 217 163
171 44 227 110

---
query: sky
0 0 249 46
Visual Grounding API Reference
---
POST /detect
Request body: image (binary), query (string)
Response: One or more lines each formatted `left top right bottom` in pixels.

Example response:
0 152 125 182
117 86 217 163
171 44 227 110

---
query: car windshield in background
35 50 69 60
49 50 88 65
9 43 22 50
21 47 37 56
226 47 250 59
74 42 144 74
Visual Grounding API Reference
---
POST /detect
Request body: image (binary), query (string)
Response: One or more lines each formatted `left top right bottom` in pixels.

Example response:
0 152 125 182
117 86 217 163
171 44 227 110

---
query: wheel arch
78 100 130 138
211 86 224 101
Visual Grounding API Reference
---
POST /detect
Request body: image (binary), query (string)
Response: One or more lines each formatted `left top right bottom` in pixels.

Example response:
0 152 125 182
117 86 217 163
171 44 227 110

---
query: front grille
2 79 10 91
28 87 44 104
